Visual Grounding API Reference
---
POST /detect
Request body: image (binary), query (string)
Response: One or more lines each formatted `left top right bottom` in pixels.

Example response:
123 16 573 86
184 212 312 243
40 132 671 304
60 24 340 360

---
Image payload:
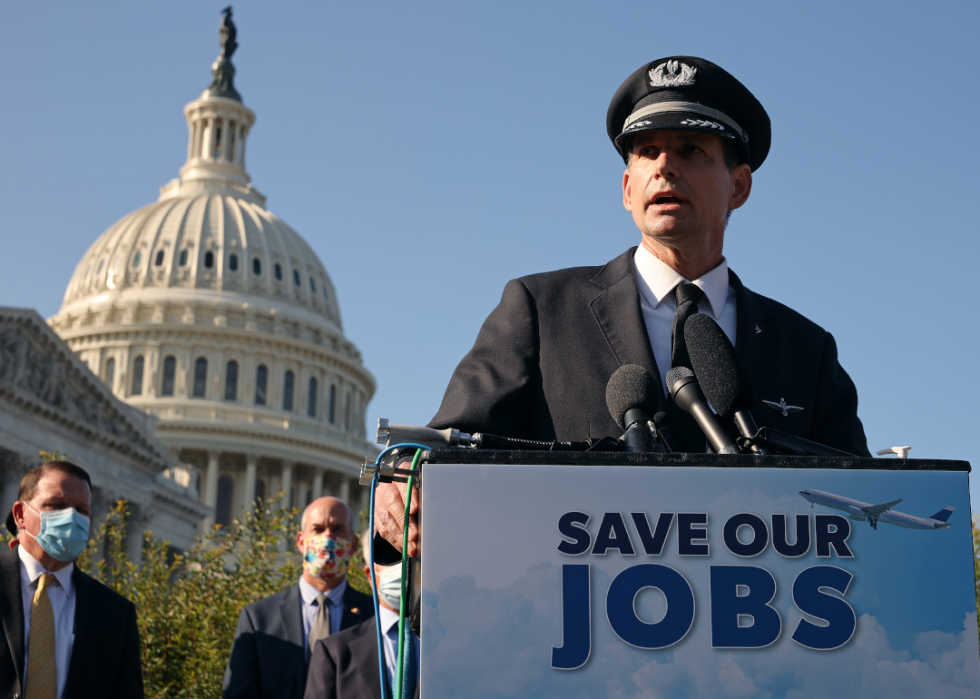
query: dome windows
216 475 233 526
204 251 214 269
131 356 144 396
255 364 268 405
179 249 188 266
283 370 295 411
97 259 105 275
274 263 283 281
229 254 239 272
155 250 165 266
192 357 208 398
322 284 328 301
225 360 238 400
293 269 301 287
309 277 316 294
253 258 262 276
161 356 177 396
307 377 317 417
133 251 142 268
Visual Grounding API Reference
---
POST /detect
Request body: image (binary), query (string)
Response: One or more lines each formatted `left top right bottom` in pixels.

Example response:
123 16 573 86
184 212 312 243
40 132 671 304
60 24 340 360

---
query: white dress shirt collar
18 543 74 598
633 245 730 320
379 604 400 637
298 575 347 607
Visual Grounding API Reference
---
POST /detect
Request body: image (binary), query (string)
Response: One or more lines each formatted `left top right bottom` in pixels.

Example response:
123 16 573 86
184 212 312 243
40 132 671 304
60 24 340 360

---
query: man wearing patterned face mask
0 460 143 699
305 535 420 699
224 496 373 699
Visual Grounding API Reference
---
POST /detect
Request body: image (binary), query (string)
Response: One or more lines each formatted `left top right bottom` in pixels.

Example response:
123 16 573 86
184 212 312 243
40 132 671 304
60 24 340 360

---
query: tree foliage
974 515 980 639
1 490 374 697
57 496 302 698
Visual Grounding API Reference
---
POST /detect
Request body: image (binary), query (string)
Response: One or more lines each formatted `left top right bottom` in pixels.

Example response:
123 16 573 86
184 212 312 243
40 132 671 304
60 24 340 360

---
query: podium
414 451 979 698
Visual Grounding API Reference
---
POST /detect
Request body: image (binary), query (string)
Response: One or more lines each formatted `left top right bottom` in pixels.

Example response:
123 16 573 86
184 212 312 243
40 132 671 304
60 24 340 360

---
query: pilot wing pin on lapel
762 397 803 417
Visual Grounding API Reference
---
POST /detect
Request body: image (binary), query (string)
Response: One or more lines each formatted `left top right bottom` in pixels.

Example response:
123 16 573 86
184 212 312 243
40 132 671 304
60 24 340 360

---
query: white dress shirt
19 544 76 699
633 245 738 394
378 605 420 690
299 576 348 656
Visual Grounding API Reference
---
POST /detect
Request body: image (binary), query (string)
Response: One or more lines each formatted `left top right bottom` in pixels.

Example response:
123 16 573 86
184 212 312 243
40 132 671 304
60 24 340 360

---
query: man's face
13 470 92 568
296 498 355 553
622 130 751 255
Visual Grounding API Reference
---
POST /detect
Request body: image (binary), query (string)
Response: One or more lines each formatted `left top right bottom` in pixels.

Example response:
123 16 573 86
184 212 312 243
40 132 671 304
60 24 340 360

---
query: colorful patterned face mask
302 533 353 582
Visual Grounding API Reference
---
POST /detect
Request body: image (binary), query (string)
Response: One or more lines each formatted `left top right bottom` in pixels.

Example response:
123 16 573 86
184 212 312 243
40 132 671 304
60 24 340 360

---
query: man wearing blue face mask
304 535 419 699
0 460 144 699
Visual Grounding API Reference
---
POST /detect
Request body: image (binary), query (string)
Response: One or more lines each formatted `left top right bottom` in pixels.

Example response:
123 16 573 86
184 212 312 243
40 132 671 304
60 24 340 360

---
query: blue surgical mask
377 564 403 609
25 504 90 562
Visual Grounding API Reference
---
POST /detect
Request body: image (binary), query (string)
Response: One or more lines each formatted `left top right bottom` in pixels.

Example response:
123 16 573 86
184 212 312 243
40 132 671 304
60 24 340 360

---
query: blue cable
369 472 388 699
369 442 429 699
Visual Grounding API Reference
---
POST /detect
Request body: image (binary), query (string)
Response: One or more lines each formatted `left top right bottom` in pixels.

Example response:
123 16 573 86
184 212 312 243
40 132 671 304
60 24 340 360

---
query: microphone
665 366 739 455
684 314 769 455
605 365 666 453
652 410 673 452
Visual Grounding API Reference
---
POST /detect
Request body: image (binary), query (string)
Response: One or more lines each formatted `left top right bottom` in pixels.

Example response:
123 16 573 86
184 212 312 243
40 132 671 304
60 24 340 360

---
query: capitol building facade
47 19 376 529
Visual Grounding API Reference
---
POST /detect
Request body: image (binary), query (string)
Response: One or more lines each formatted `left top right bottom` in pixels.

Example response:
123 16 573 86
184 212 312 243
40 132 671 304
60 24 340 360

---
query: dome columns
180 97 255 187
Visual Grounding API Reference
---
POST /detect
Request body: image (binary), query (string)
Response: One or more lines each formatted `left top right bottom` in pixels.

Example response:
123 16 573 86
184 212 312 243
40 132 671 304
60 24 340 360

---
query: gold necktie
25 573 57 699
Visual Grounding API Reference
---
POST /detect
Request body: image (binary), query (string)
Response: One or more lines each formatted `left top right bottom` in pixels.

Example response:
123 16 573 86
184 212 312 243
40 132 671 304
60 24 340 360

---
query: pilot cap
607 56 771 171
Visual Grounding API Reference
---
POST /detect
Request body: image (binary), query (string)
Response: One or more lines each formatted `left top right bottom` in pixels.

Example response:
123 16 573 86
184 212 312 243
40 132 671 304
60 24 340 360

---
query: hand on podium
374 481 420 557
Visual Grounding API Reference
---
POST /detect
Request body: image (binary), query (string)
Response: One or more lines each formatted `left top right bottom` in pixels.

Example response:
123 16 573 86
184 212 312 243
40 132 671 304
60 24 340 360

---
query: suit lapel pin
763 397 803 417
350 607 360 614
755 324 762 334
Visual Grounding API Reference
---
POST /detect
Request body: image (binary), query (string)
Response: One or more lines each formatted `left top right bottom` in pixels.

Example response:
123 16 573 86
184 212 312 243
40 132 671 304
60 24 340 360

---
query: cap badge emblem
649 60 697 88
763 397 804 417
680 118 724 131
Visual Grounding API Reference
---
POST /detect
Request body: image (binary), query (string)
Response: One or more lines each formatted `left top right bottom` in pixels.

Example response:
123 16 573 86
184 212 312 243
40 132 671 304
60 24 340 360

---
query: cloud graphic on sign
422 564 980 699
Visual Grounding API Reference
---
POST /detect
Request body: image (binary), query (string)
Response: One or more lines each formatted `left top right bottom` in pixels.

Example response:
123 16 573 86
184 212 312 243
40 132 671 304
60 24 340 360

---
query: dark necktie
670 283 706 452
308 594 331 659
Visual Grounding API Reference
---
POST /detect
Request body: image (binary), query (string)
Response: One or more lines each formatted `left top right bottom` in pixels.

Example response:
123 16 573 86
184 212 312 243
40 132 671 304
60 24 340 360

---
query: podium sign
420 457 979 698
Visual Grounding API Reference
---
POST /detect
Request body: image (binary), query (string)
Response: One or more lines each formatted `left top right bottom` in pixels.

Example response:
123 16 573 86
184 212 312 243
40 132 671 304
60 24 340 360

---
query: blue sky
1 2 979 503
420 464 980 698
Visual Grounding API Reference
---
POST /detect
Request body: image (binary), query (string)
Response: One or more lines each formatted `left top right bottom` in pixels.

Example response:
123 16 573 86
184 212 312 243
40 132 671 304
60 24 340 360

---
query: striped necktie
25 573 57 699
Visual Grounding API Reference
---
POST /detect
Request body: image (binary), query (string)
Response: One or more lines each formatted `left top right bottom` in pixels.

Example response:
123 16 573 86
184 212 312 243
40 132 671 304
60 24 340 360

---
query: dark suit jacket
430 247 869 456
223 581 374 699
0 547 143 699
304 618 419 699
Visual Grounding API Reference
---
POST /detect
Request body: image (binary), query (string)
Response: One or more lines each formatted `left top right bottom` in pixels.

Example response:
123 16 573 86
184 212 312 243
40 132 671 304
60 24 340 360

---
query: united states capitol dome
49 10 376 525
60 186 343 332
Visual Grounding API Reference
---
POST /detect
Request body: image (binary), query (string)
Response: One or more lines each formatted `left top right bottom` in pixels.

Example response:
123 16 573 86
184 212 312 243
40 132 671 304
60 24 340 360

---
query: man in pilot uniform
375 56 870 556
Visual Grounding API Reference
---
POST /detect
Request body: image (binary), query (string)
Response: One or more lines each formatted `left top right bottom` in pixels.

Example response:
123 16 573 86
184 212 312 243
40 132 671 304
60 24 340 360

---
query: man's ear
12 501 27 530
729 164 752 211
295 530 305 556
622 168 634 212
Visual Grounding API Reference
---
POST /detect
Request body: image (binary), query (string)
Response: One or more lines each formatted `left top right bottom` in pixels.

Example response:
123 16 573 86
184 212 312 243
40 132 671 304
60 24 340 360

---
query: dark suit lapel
63 567 97 695
730 270 775 411
340 584 369 630
279 583 306 688
0 548 25 690
589 248 661 390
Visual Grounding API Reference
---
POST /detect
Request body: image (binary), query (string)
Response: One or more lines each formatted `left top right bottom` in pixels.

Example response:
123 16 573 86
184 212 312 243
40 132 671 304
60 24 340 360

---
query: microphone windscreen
606 364 661 430
653 411 669 427
665 366 694 396
684 313 753 418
